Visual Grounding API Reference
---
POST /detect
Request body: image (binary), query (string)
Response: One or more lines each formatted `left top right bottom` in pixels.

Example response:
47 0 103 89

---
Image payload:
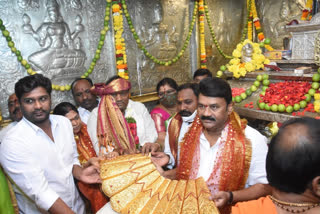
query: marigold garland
249 0 274 51
301 0 313 21
112 0 129 79
198 0 207 68
0 0 112 91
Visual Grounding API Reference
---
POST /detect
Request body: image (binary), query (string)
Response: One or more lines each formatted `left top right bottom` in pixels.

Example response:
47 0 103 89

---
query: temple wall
0 0 304 118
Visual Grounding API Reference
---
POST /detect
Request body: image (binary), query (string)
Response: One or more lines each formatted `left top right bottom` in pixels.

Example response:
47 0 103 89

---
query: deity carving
241 43 253 63
22 0 86 79
274 0 301 38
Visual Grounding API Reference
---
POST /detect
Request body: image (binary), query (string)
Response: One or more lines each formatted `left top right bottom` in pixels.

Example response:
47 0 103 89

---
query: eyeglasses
158 89 176 97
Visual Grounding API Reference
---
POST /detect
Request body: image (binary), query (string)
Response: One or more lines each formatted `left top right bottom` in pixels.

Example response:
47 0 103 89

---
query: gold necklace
269 195 320 213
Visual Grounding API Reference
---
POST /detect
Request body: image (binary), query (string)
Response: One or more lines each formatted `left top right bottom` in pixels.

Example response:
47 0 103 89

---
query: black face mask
159 92 177 107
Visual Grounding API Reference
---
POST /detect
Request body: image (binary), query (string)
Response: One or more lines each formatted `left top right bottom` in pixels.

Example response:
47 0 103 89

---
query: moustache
179 110 192 117
200 115 216 121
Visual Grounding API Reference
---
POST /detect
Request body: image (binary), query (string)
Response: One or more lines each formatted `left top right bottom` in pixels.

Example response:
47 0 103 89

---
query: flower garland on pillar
198 0 207 68
112 0 129 79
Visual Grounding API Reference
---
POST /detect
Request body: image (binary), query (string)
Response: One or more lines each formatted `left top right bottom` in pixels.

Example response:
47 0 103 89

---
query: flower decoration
249 0 274 51
226 39 269 78
198 0 207 68
112 0 129 79
301 0 313 21
125 117 139 149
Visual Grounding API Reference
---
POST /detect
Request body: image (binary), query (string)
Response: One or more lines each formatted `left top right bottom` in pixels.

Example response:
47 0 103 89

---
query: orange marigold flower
117 64 128 69
258 33 265 41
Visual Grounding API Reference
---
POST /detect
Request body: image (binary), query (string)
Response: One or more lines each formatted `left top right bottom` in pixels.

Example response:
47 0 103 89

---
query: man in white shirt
152 77 270 212
0 74 101 214
153 83 199 179
87 75 158 155
0 93 23 142
71 78 99 124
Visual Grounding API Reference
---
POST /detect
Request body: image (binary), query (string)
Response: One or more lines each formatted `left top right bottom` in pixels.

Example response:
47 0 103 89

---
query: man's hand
83 157 102 168
141 142 160 155
104 151 119 160
151 152 170 167
78 165 101 184
211 191 230 208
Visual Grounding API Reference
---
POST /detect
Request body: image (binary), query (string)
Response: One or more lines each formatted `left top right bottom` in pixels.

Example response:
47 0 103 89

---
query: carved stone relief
0 0 116 118
0 0 304 119
256 0 304 49
204 0 245 74
124 0 192 95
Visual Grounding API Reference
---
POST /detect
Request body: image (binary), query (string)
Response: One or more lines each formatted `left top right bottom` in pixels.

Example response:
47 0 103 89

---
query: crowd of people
0 68 319 214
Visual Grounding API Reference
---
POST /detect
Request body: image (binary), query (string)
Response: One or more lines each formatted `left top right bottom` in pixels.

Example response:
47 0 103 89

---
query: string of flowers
301 0 313 21
112 0 129 79
120 0 198 66
250 0 274 51
247 2 253 42
199 0 207 68
0 0 112 91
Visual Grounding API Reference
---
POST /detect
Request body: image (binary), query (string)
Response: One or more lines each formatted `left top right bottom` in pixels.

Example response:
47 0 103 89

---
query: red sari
75 124 108 213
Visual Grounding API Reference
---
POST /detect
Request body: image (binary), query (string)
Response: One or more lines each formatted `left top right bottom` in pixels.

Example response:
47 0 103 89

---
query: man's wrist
227 191 233 205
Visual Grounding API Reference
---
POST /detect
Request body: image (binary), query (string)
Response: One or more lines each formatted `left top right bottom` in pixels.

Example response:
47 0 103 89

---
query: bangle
228 191 233 205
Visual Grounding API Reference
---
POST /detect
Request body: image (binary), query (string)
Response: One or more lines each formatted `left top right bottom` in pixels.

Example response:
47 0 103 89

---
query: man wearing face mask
87 75 158 156
150 78 178 148
0 93 23 143
151 83 199 179
152 78 270 213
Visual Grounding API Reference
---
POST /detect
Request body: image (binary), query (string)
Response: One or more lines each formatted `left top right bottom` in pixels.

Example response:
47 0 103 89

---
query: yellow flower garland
112 1 129 79
227 39 270 78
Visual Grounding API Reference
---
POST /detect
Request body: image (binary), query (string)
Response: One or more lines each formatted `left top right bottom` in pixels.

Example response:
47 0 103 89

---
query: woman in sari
53 102 108 213
150 78 178 149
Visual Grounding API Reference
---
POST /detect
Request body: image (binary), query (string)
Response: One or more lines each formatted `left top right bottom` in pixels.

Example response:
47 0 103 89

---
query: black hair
15 74 52 100
193 69 212 79
177 83 199 97
198 77 232 104
71 77 94 94
105 75 121 86
267 117 320 194
156 78 178 93
53 102 78 116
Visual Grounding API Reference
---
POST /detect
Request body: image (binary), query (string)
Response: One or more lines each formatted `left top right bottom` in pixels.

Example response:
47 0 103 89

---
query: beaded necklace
269 195 320 213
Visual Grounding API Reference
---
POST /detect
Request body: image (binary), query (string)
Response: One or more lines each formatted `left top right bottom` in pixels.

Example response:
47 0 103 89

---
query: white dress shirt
0 121 17 143
78 106 91 124
0 115 85 213
87 99 158 154
164 111 197 168
165 115 268 187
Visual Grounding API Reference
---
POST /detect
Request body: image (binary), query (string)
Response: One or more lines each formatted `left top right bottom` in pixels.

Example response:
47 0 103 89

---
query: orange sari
75 124 108 213
177 112 252 213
